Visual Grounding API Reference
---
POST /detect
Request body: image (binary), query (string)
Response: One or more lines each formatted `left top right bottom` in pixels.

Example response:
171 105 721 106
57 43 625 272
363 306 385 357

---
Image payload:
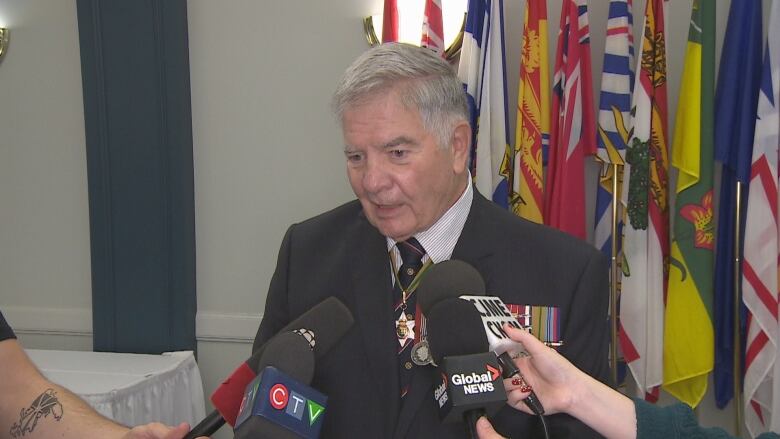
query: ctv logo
450 364 501 395
268 383 325 426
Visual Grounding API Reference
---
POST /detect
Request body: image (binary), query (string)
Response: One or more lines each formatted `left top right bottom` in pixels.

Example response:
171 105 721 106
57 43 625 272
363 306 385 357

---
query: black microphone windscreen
252 296 355 360
426 298 489 365
256 331 315 384
417 260 486 315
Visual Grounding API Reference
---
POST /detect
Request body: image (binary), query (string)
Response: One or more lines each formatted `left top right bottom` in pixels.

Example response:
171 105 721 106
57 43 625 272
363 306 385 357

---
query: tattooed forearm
9 388 64 438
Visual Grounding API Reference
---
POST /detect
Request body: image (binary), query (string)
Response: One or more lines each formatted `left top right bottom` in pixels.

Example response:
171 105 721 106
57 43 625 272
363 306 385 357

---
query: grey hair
332 43 469 150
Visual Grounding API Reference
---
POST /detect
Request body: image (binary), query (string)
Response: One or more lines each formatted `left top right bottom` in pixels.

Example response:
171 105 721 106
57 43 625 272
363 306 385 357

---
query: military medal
396 313 409 339
411 339 433 366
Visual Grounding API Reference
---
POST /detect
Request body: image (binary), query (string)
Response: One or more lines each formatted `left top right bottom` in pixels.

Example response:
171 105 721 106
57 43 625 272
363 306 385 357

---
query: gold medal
397 313 409 339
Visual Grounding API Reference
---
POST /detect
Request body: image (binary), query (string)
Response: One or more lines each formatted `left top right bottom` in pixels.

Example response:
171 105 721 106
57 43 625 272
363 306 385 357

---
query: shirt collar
386 173 473 263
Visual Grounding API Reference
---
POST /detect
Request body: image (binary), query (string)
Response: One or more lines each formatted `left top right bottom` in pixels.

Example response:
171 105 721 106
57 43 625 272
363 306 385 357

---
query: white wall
0 0 765 438
0 0 92 345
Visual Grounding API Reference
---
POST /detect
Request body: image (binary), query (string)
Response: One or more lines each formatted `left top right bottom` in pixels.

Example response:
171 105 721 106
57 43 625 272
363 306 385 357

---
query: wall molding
2 306 258 343
2 306 92 336
195 311 261 343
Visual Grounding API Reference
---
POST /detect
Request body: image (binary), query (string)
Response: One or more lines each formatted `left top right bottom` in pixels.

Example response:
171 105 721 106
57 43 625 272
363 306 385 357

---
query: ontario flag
544 0 596 240
510 0 550 223
619 0 668 399
663 0 715 408
421 0 445 56
713 0 762 410
593 0 633 257
743 1 780 435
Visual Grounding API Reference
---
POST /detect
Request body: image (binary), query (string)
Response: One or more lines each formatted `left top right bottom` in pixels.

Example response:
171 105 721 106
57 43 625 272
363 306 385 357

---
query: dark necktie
393 238 426 399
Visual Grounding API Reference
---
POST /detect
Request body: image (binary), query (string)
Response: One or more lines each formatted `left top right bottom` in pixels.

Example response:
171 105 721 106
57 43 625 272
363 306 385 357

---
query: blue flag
713 0 762 410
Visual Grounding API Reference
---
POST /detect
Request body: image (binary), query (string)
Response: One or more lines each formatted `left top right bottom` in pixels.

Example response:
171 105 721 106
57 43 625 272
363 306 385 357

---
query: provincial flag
510 0 550 223
544 0 596 240
458 0 488 150
619 0 668 398
460 0 511 207
663 0 715 408
382 0 398 43
421 0 445 56
712 0 762 409
593 0 634 388
593 0 633 258
743 1 780 435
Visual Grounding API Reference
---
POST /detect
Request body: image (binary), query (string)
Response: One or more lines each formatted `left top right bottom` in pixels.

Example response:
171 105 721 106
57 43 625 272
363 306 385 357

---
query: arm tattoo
9 388 64 437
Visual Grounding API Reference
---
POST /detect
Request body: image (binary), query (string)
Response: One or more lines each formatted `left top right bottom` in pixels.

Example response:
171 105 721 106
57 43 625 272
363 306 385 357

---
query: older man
254 43 609 438
0 310 205 439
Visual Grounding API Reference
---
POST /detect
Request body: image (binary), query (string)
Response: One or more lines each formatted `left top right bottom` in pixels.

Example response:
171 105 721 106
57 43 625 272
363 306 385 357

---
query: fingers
475 416 506 439
502 377 533 415
162 423 191 439
504 325 547 354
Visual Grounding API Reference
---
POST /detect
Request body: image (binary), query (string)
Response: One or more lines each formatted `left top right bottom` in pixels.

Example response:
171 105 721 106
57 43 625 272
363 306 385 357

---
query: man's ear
450 120 472 173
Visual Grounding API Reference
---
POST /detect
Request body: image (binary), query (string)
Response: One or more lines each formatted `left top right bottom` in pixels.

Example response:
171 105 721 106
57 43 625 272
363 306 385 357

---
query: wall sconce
363 14 465 62
0 28 8 61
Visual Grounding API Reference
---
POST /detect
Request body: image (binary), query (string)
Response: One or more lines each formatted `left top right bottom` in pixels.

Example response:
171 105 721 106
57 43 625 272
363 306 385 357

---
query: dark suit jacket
254 191 610 438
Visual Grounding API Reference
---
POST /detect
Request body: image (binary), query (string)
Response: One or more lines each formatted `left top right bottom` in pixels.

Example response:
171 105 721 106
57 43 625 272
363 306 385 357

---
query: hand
122 422 208 439
500 325 583 416
475 416 506 439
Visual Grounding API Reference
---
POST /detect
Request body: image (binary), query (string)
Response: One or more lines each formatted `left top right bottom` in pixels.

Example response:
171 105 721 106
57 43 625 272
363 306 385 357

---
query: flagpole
733 181 743 436
609 162 621 387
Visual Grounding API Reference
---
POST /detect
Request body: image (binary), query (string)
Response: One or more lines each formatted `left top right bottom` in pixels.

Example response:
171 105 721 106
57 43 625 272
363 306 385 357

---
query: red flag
382 0 399 43
544 0 596 240
421 0 445 56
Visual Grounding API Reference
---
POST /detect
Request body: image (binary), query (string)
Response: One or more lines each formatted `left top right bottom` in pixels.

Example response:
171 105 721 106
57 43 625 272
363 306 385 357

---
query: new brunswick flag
663 0 715 408
510 0 549 223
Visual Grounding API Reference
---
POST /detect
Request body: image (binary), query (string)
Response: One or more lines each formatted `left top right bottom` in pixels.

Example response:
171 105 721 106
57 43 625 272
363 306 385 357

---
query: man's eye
390 149 407 158
346 153 364 163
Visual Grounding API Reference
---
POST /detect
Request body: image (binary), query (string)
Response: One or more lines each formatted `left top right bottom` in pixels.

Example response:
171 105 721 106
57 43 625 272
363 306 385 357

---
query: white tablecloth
25 349 206 428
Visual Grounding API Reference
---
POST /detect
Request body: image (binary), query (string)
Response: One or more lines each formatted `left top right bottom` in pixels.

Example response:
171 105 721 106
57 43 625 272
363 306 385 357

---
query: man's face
342 90 469 241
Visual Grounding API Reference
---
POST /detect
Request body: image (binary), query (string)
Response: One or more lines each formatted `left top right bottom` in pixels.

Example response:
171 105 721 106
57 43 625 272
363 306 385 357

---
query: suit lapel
348 214 400 434
394 190 497 438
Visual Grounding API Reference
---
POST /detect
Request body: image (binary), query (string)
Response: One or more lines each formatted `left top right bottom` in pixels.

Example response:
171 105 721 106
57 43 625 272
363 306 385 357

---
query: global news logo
268 383 325 426
449 364 501 394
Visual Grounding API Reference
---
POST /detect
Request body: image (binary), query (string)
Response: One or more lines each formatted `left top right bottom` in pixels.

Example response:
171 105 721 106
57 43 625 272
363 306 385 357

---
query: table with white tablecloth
25 349 206 428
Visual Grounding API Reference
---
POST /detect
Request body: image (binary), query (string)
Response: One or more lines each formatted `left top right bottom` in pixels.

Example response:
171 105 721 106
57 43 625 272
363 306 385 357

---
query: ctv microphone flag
234 367 327 439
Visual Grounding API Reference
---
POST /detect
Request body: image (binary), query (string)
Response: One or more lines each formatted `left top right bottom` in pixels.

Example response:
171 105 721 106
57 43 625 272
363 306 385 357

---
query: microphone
417 259 486 315
460 294 545 416
185 297 353 438
233 331 327 439
416 260 545 417
426 298 506 438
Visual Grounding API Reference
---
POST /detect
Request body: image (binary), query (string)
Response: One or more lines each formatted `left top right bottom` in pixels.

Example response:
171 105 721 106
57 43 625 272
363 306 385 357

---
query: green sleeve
633 398 779 439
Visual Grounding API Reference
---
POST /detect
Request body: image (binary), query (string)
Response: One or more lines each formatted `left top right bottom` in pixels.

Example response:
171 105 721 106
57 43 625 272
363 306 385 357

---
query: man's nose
362 159 391 193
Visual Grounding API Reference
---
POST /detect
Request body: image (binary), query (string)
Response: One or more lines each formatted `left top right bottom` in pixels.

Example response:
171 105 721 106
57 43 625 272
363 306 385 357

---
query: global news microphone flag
712 0 762 410
593 0 634 387
663 0 715 409
510 0 549 223
743 2 780 435
544 0 596 240
619 0 668 400
458 0 511 208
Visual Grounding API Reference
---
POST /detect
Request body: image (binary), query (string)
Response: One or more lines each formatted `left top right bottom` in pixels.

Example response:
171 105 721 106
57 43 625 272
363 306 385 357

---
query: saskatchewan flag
663 0 715 408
